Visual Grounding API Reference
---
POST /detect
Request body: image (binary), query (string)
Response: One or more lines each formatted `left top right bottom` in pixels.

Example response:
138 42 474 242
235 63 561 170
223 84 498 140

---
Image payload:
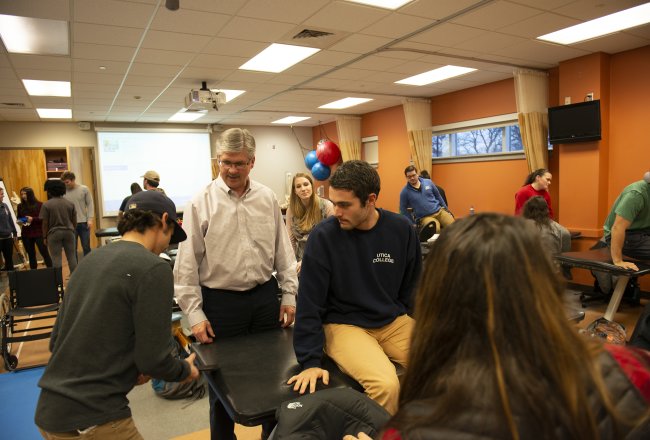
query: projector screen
96 130 212 217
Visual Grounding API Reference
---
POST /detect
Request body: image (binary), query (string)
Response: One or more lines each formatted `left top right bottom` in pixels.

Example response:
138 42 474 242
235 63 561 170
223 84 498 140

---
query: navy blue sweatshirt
294 209 421 369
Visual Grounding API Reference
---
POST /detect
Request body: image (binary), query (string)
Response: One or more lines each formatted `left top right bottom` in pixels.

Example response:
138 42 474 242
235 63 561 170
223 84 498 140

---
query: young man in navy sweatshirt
288 160 421 414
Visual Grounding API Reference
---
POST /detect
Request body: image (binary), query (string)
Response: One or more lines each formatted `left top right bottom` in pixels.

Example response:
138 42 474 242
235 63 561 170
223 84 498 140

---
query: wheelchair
1 267 64 371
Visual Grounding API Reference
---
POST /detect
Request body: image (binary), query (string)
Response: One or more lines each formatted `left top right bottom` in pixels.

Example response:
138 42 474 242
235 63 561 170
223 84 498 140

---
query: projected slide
97 131 212 216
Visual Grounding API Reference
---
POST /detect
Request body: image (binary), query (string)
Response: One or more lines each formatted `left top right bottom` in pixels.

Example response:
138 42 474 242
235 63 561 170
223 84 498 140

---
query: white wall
220 125 312 204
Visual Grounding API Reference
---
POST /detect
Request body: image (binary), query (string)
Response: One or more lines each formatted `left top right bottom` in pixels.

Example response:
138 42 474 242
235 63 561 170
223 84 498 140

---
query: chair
1 268 64 371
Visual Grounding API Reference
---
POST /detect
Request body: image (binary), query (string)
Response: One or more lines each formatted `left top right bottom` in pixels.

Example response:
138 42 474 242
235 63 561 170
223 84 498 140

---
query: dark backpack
151 336 207 401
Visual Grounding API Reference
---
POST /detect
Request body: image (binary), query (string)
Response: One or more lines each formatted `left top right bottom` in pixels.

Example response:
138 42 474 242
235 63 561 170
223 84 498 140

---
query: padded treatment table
556 248 650 321
191 327 364 427
94 227 120 238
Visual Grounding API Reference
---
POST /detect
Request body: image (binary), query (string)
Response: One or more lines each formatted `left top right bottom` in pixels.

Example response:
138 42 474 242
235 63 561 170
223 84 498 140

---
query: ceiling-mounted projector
185 82 227 111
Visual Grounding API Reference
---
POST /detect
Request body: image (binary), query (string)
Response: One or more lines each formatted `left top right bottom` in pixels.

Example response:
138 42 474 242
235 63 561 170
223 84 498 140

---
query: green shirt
35 240 189 432
604 180 650 237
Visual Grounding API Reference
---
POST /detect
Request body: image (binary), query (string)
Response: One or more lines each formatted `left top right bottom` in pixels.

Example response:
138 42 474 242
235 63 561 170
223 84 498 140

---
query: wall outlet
564 96 571 105
586 92 594 101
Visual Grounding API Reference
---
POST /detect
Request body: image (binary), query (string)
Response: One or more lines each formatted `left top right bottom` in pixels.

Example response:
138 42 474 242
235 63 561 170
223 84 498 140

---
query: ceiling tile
303 1 389 33
74 23 143 46
450 0 542 31
150 8 230 36
141 30 212 52
75 0 154 27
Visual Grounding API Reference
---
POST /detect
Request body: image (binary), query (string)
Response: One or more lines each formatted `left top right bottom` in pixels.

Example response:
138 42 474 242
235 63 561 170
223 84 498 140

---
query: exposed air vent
293 29 334 39
0 102 26 108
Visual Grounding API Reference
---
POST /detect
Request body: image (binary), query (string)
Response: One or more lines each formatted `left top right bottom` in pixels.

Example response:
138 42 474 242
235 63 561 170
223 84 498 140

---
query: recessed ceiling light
23 79 71 97
168 109 207 122
37 108 72 119
211 89 246 102
240 43 320 73
0 14 69 55
396 66 477 86
272 116 311 124
537 3 650 45
99 66 107 70
319 97 373 109
345 0 413 10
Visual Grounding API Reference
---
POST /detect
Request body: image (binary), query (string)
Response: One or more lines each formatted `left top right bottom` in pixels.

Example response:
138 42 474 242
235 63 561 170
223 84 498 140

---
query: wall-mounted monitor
548 99 601 145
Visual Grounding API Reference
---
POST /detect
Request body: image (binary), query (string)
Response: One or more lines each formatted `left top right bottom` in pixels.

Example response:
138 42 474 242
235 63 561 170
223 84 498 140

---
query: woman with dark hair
514 168 554 218
40 180 77 273
286 172 333 274
522 195 571 256
374 214 650 440
17 187 52 269
117 182 143 221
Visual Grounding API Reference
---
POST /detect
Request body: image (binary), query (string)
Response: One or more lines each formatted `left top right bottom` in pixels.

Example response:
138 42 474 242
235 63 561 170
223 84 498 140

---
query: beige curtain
335 116 361 161
513 69 549 171
402 98 432 173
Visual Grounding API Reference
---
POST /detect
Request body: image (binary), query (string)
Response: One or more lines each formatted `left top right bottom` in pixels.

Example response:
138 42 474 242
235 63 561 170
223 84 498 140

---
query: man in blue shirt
289 160 421 415
399 165 454 232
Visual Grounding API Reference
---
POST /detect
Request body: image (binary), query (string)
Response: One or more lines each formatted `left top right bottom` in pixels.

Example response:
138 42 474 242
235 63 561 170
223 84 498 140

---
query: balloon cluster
304 139 341 181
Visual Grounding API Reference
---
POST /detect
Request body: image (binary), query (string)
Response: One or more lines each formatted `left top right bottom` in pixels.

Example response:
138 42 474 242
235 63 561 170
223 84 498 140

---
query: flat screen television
548 99 601 145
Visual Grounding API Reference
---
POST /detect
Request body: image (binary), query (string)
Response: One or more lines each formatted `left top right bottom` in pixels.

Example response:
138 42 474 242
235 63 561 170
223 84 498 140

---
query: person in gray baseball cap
36 190 196 439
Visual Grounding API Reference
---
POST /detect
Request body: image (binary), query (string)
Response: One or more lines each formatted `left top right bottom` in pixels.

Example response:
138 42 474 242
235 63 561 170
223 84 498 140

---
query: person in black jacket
289 160 421 415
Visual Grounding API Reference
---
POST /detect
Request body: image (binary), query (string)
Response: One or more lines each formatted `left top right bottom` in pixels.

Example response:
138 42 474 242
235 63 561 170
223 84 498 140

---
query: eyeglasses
219 160 251 170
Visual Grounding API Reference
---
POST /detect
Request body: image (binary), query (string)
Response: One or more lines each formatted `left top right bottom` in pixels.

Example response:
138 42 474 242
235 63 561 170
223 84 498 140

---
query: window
432 113 526 160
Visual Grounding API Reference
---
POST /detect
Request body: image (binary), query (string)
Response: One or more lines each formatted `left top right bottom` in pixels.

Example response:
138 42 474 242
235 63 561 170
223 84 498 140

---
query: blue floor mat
0 367 44 439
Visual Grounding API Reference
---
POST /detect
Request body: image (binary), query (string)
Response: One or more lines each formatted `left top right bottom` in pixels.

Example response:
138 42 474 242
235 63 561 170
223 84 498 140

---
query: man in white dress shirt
174 127 298 440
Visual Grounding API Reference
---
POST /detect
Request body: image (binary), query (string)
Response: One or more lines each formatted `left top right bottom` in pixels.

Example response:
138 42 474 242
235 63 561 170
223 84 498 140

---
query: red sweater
514 184 554 219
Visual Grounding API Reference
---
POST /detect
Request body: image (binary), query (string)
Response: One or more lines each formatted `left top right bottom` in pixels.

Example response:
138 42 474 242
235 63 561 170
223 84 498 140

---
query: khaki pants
39 417 143 440
324 314 414 415
420 208 455 232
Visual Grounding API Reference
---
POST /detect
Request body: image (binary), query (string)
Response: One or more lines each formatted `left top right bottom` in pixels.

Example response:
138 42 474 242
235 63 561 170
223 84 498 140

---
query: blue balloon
311 161 331 181
304 150 319 169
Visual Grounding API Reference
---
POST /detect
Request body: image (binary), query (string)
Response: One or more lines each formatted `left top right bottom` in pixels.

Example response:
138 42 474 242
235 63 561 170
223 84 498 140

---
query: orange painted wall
431 78 516 125
608 45 650 202
556 53 611 236
360 105 410 212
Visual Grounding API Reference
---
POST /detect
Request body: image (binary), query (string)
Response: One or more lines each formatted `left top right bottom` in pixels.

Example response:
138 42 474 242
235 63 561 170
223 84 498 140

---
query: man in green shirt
603 176 650 271
36 190 199 439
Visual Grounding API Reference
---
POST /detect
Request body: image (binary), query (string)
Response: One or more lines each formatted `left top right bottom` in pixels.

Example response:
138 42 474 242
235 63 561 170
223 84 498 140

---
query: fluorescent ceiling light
396 65 477 86
272 116 311 124
37 108 72 119
538 3 650 45
23 79 71 97
168 109 207 122
240 43 320 73
319 97 373 109
0 14 69 55
211 89 246 102
345 0 413 10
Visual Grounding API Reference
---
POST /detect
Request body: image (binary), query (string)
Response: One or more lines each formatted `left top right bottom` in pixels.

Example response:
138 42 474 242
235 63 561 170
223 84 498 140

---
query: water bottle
469 206 475 216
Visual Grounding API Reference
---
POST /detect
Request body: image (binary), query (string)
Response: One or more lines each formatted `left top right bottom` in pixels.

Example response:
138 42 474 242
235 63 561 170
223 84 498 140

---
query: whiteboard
96 131 213 216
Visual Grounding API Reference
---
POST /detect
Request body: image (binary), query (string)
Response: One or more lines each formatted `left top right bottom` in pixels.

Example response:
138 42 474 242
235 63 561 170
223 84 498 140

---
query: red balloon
316 140 341 166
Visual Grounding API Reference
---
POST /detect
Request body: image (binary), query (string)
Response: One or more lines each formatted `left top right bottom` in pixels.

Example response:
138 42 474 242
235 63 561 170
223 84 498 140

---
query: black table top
191 327 362 426
95 227 120 238
556 248 650 276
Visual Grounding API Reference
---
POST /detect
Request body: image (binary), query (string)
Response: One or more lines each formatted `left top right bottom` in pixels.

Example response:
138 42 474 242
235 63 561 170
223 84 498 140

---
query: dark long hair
20 187 39 209
389 214 629 440
523 168 549 186
521 196 551 228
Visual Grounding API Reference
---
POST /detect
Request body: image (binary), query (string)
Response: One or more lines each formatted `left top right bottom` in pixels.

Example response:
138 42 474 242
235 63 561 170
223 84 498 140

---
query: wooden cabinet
44 148 68 178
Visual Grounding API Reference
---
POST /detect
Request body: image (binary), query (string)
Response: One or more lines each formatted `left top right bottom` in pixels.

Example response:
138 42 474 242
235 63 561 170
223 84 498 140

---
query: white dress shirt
174 176 298 326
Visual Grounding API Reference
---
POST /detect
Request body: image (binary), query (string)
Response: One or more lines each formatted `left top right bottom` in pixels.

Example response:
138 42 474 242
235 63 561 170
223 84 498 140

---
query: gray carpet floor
128 381 210 439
